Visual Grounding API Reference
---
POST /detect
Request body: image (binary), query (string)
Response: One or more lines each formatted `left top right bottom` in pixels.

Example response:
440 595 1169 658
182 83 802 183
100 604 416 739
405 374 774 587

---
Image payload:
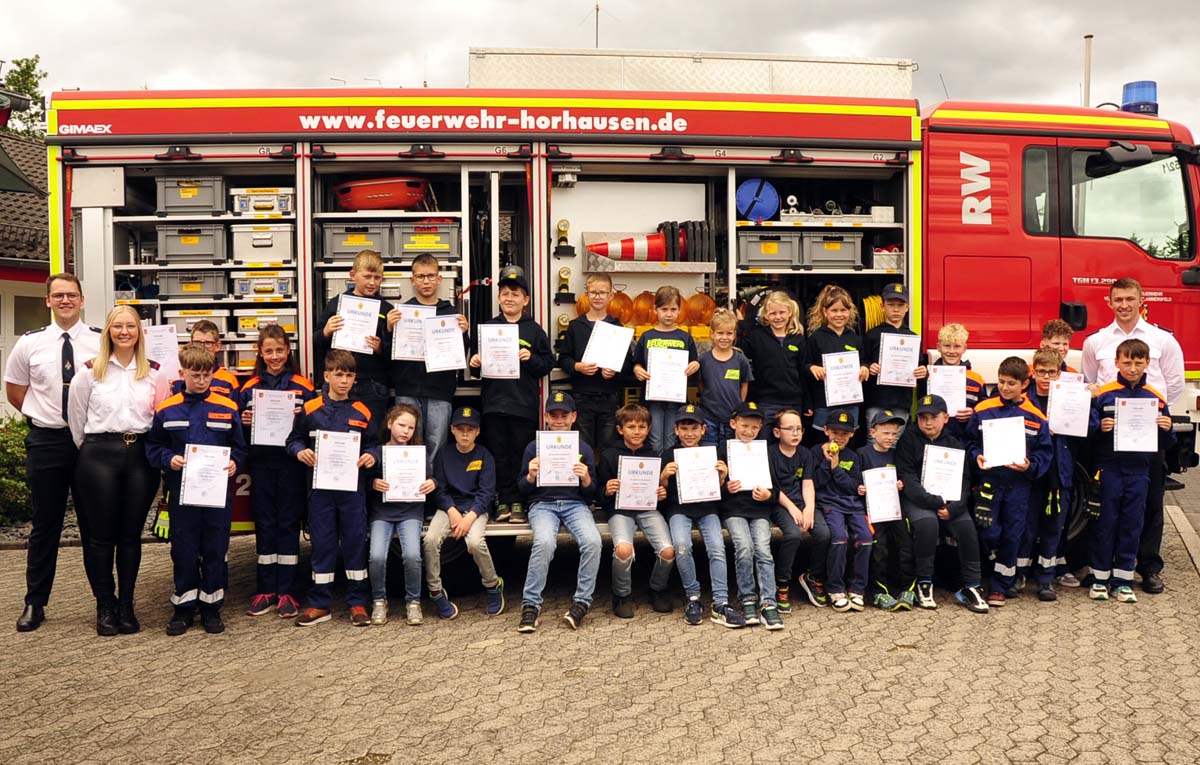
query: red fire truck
46 71 1200 516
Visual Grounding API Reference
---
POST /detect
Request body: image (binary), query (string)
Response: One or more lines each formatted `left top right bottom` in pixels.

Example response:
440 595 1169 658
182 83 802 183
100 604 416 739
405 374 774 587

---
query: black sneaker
954 586 989 613
517 605 540 633
1037 583 1058 602
650 588 673 613
200 608 225 634
684 597 704 626
563 601 589 630
509 503 527 524
710 602 747 629
1142 573 1164 594
612 595 635 619
760 604 785 631
797 573 829 608
95 602 118 637
166 608 194 637
494 503 511 523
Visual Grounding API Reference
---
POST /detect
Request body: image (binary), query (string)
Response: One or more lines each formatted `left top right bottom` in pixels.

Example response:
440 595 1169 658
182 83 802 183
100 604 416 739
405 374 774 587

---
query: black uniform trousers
23 425 93 607
1137 450 1167 577
482 412 537 508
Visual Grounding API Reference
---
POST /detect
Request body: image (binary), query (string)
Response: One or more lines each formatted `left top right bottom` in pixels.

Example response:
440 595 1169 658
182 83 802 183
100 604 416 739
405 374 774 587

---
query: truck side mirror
1060 302 1088 331
1085 142 1153 179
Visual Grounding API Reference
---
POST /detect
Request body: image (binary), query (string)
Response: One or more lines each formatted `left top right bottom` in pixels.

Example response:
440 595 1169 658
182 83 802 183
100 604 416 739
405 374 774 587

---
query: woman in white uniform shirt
68 305 169 636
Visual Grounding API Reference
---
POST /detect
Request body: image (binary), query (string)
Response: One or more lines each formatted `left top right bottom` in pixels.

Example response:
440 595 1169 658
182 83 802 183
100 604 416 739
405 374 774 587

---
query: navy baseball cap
731 401 764 419
675 404 704 424
498 265 529 293
869 409 906 427
881 283 909 303
451 406 481 428
825 408 857 432
916 394 948 415
545 391 576 413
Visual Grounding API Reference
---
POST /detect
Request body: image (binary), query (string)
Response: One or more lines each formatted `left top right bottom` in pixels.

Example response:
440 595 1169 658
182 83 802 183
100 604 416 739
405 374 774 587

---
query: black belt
84 432 145 445
28 422 69 432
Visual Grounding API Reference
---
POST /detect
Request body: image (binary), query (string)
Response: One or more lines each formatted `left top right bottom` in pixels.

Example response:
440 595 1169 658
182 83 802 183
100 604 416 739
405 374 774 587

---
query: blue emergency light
1121 81 1158 115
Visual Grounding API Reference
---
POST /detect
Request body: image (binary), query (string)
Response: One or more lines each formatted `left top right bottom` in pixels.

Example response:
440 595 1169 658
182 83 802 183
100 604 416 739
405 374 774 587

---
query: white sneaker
1055 573 1081 588
916 582 937 609
831 593 851 612
370 599 388 625
1089 584 1109 601
1114 586 1138 603
406 600 423 625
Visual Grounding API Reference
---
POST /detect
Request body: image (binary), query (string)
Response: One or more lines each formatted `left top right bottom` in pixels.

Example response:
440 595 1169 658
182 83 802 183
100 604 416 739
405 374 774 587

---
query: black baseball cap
545 391 576 413
825 408 857 432
731 401 764 419
498 265 529 293
675 404 704 424
916 394 948 415
869 409 906 427
881 283 909 303
451 406 481 428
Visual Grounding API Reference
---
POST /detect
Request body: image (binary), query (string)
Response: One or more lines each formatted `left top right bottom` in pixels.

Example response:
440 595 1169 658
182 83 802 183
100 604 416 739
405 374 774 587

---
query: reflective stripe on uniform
277 554 300 565
345 569 368 581
1016 556 1032 568
993 561 1017 577
171 589 199 605
199 589 225 603
313 571 336 583
258 554 278 565
1113 567 1136 580
1092 568 1111 581
163 421 189 428
1037 556 1056 569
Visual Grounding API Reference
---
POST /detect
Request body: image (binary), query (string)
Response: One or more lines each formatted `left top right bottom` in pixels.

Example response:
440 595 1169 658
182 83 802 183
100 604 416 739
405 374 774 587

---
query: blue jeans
608 510 674 597
368 518 423 602
646 400 676 453
700 418 734 448
522 500 603 609
724 516 776 606
668 513 728 603
395 397 452 467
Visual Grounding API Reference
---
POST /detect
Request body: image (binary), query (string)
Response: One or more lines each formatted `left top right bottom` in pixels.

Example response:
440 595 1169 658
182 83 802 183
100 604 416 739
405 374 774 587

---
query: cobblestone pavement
3 515 1200 765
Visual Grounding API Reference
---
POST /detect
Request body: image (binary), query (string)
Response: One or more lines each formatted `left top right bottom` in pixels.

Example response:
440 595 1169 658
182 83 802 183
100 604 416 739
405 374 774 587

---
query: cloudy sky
4 0 1198 132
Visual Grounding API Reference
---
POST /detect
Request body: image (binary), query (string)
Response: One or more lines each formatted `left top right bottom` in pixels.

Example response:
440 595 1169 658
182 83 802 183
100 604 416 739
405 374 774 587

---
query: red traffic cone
587 232 667 261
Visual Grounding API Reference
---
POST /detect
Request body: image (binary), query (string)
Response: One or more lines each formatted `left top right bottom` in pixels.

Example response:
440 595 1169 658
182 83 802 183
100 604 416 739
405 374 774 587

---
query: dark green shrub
0 415 31 525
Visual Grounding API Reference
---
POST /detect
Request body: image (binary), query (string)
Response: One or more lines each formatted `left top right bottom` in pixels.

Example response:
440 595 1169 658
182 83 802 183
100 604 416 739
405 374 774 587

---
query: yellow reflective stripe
908 150 923 333
54 94 918 118
47 145 65 273
934 109 1170 130
230 521 255 532
1185 371 1200 380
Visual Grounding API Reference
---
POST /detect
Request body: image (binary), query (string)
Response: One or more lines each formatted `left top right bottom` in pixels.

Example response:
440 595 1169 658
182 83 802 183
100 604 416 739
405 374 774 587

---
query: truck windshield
1070 152 1193 260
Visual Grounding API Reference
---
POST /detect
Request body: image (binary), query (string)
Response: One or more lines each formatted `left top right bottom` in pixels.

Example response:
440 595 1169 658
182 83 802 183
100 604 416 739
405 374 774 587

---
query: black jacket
473 313 554 419
894 422 970 516
805 326 863 411
557 314 632 397
742 323 808 407
391 298 463 402
313 289 394 385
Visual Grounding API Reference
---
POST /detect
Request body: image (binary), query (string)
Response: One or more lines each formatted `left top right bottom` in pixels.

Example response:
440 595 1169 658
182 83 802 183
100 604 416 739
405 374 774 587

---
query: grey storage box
229 187 294 216
231 224 294 264
162 309 231 335
233 307 299 337
157 224 226 265
737 229 802 268
157 271 227 298
322 224 390 261
803 231 863 269
231 270 296 299
156 177 225 215
393 220 460 260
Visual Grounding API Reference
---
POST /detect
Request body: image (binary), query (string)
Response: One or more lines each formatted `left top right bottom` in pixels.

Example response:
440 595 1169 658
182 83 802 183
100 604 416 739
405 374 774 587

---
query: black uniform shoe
16 605 44 632
1142 573 1165 594
166 608 194 636
612 595 635 619
200 608 225 634
650 588 673 613
116 601 140 634
96 603 119 637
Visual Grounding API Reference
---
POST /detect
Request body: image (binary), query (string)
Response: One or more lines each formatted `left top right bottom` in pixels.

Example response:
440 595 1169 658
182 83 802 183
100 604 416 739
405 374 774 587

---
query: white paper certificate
982 416 1027 469
726 439 772 491
382 445 426 502
863 466 902 523
1115 398 1159 453
674 446 721 504
580 320 634 372
927 365 967 414
180 444 231 509
390 304 435 361
1058 371 1084 384
1047 380 1090 438
422 315 466 373
250 389 296 447
822 351 864 406
645 347 689 403
313 430 361 492
921 445 966 503
479 324 520 380
144 324 181 382
878 335 919 387
536 430 580 487
616 456 662 511
333 294 381 355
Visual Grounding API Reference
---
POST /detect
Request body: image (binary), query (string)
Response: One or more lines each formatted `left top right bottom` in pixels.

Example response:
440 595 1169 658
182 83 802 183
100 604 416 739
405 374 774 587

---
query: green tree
2 55 48 138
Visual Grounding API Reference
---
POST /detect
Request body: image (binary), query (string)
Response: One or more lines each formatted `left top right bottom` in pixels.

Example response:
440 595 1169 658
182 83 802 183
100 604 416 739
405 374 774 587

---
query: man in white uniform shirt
4 273 102 631
1081 277 1183 594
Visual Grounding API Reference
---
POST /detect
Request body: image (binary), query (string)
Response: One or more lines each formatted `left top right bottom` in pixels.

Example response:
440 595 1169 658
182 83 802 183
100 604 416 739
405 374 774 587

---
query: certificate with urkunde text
390 304 435 361
616 456 662 511
645 347 688 403
381 445 426 502
822 351 864 406
675 446 721 504
921 445 965 504
863 466 902 523
313 430 361 492
536 430 580 487
878 335 919 387
333 294 381 355
479 323 520 380
422 315 466 373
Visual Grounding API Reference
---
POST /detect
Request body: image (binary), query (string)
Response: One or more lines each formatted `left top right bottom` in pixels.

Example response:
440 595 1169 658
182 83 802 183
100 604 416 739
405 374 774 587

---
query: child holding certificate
516 393 601 633
467 266 554 524
719 401 782 629
367 404 435 626
557 272 630 453
812 409 870 612
767 410 824 612
857 409 914 611
1087 339 1172 604
598 404 674 618
314 249 394 425
804 285 869 446
424 406 502 619
965 356 1051 607
922 323 987 440
742 291 808 436
864 283 926 432
659 404 744 628
239 325 316 619
286 350 380 628
894 395 988 613
633 286 700 452
1018 350 1080 601
146 344 246 636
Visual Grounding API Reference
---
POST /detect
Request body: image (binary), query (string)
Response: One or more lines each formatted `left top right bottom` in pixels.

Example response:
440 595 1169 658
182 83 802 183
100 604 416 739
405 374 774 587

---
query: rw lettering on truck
960 151 992 225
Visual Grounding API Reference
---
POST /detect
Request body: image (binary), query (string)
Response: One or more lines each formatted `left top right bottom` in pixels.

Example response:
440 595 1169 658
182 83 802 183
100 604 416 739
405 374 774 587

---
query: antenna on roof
938 73 950 99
